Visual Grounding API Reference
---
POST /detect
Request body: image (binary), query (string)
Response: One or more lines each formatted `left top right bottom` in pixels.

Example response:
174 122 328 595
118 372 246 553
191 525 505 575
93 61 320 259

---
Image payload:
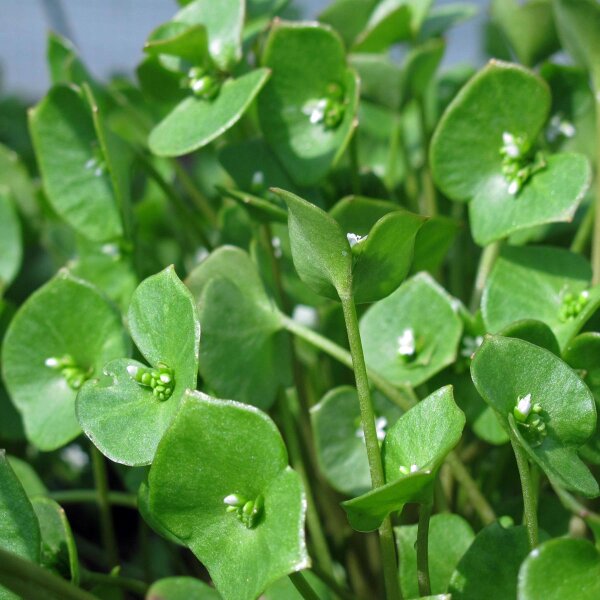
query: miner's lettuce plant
1 0 600 599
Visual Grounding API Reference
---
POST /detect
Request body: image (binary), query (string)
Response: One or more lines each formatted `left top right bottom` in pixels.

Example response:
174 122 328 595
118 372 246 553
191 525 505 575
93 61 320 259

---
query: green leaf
29 85 123 242
144 23 211 66
482 245 600 350
147 390 308 600
0 144 39 228
77 266 200 465
2 271 129 451
471 335 598 497
0 194 22 293
263 573 332 600
498 319 560 356
276 189 352 300
0 451 40 600
449 522 529 600
149 68 270 157
31 497 79 583
360 273 463 386
318 0 377 48
400 39 445 103
553 0 600 89
310 386 403 496
419 3 478 41
411 216 459 274
396 514 475 598
518 538 600 600
174 0 245 71
342 386 464 531
5 457 47 498
491 0 559 67
258 22 359 186
350 54 403 110
431 61 591 244
147 576 221 600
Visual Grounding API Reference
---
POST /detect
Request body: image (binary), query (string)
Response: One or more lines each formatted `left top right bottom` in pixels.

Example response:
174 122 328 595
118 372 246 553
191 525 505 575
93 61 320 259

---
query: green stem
350 130 362 195
592 96 600 284
80 569 148 596
289 572 321 600
553 484 600 526
90 445 119 568
0 547 98 600
339 295 401 600
509 427 538 549
571 200 595 254
418 99 437 218
49 490 137 509
469 241 501 313
416 503 432 597
172 159 218 227
311 564 358 600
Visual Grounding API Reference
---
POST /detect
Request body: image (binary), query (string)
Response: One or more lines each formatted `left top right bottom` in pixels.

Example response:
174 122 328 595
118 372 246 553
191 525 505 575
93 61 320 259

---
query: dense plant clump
2 0 600 598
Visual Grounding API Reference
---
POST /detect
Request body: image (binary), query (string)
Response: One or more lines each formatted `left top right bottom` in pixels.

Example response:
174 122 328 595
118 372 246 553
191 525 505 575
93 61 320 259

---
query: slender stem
0 547 97 600
289 572 321 600
469 241 501 313
80 569 148 596
90 445 119 568
277 389 334 575
416 503 432 597
553 484 600 526
172 159 218 227
509 430 538 549
280 314 497 526
350 130 362 196
418 99 437 218
592 96 600 284
311 564 358 600
571 201 595 254
340 295 402 600
49 490 137 509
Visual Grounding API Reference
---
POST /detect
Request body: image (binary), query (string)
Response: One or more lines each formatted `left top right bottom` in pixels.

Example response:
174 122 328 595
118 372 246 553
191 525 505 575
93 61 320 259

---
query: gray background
0 0 490 99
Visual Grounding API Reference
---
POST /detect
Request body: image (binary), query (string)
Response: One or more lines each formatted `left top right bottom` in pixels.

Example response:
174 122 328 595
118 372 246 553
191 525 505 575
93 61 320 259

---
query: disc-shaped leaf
360 273 463 386
277 189 352 300
449 523 529 600
144 23 211 66
342 386 465 531
518 537 600 600
318 0 377 48
258 22 359 186
77 266 200 465
396 514 475 598
147 391 308 600
0 194 21 293
149 68 270 157
2 272 128 451
482 245 600 350
174 0 245 72
491 0 559 67
0 144 39 227
5 457 47 498
310 386 403 496
31 497 79 583
0 451 40 600
498 319 560 356
471 335 598 497
147 577 221 600
29 85 123 242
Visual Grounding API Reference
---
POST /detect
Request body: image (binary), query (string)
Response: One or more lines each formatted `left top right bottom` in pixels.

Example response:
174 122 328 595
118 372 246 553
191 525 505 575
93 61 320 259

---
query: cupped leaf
5 457 47 498
499 319 560 356
258 22 359 186
147 576 221 600
350 54 403 110
360 273 463 386
2 271 129 451
449 522 529 600
491 0 559 67
147 391 308 600
276 189 352 300
77 266 200 465
29 85 123 242
342 386 464 531
396 514 475 598
0 451 40 600
0 194 22 293
31 497 79 583
310 386 402 496
0 144 39 227
318 0 377 48
471 335 598 497
419 3 478 41
149 68 270 157
174 0 245 71
482 245 600 350
517 537 600 600
144 23 211 66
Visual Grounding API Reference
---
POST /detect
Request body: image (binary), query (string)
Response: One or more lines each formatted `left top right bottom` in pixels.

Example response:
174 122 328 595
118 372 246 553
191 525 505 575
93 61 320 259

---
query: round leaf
77 266 200 465
360 273 463 386
147 391 308 600
471 335 598 497
0 194 22 292
2 271 129 450
149 69 270 157
147 576 221 600
518 538 600 600
258 22 359 186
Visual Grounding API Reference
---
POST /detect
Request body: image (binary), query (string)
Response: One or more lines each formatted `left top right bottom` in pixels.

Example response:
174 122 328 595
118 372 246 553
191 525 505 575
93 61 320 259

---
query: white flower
346 232 366 247
397 328 416 357
126 365 138 377
502 132 521 158
508 180 519 196
45 357 59 368
516 393 532 419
